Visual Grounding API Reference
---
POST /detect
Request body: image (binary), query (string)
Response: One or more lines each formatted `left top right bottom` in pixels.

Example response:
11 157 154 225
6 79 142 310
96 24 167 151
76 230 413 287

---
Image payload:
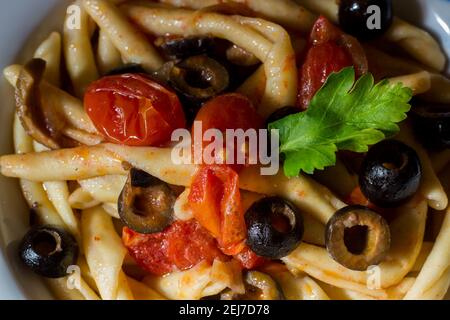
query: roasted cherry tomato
189 165 247 256
84 74 186 146
297 16 368 109
297 42 352 109
122 220 226 276
193 93 263 171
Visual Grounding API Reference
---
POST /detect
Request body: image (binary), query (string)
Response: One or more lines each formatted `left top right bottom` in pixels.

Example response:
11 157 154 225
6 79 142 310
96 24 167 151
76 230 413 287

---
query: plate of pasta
0 0 449 301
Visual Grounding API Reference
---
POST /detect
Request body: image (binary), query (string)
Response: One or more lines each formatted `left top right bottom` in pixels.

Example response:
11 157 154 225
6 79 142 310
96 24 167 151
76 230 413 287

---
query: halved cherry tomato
189 165 247 256
193 93 263 171
123 220 226 276
297 16 368 110
84 74 186 146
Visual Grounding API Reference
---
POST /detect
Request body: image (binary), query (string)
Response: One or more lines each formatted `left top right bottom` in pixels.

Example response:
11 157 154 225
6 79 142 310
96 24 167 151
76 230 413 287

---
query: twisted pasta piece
161 0 446 71
81 206 130 300
159 0 316 33
404 166 450 299
83 0 164 72
121 3 297 117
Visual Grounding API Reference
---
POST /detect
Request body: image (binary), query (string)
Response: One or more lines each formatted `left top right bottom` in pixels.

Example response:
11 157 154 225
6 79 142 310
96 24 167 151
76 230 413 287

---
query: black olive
169 55 229 104
155 36 215 59
19 225 79 278
221 271 284 300
106 64 147 76
359 140 422 208
245 197 304 259
325 205 390 271
118 168 176 234
265 106 300 128
411 102 450 150
339 0 393 40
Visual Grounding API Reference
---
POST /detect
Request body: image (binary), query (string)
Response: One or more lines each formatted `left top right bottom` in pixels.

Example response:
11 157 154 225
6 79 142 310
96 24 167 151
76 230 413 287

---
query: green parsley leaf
269 67 413 176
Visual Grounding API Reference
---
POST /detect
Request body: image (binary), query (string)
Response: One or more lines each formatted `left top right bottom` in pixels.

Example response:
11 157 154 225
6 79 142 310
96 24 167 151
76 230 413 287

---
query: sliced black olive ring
169 55 229 103
359 139 422 208
245 197 304 259
325 205 391 271
155 36 215 59
221 271 284 300
19 225 79 278
118 168 176 234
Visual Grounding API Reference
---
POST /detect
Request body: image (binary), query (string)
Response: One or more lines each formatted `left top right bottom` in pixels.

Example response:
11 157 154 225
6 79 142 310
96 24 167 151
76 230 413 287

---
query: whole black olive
155 36 215 59
411 102 450 150
118 168 176 234
245 197 304 259
169 55 229 104
325 205 390 271
19 225 79 278
359 140 422 208
265 106 300 128
106 64 147 76
339 0 393 41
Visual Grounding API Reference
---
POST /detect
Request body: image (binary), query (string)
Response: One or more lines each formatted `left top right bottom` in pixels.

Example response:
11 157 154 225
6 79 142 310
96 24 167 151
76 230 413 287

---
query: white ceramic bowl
0 0 449 300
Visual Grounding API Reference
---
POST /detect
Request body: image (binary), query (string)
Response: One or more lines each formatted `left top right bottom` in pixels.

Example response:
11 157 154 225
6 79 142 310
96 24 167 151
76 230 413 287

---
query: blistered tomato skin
193 93 263 171
297 42 353 109
122 220 226 276
296 16 367 110
189 165 247 255
84 74 186 147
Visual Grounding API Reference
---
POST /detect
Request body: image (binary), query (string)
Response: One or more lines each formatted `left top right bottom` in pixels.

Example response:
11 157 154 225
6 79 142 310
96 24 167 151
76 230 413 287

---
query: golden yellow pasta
33 32 62 87
81 206 128 300
63 0 99 98
83 0 164 72
97 29 123 75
